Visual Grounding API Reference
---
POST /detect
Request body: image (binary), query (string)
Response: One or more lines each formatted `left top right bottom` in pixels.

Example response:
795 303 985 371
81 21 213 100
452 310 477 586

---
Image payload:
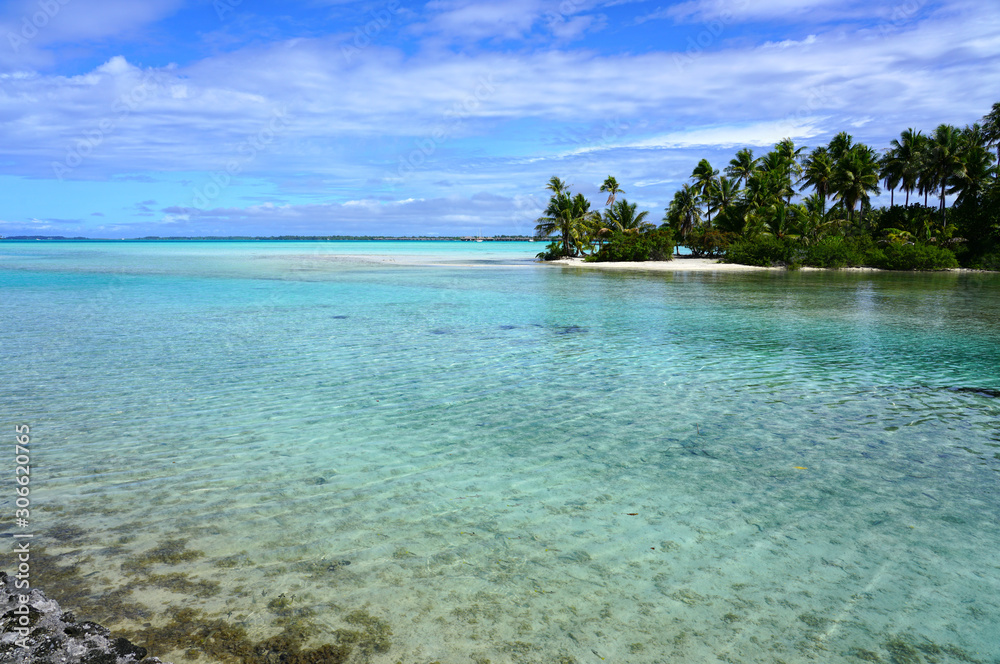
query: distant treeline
536 102 1000 270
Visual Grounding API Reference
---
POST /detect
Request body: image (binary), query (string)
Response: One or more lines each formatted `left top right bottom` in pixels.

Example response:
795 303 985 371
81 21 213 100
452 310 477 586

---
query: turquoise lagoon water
2 241 999 664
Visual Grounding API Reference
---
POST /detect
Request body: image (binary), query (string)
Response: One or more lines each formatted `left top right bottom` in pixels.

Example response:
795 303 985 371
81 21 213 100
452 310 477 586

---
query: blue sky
1 0 998 237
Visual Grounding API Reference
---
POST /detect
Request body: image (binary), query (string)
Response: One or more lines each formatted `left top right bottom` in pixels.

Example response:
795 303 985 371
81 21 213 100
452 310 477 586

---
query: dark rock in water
327 560 351 572
952 386 1000 398
499 325 517 330
430 329 451 335
331 315 349 319
556 325 587 335
1 571 168 663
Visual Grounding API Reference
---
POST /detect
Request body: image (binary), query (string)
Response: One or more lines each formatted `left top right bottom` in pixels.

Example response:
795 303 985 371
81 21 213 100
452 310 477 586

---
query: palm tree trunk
940 182 947 226
905 189 909 207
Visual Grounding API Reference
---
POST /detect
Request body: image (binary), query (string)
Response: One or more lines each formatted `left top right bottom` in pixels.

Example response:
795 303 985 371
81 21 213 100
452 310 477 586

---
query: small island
534 102 1000 271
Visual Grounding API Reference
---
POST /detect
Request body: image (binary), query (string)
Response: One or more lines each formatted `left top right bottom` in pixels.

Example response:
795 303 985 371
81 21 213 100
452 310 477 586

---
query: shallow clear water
2 241 999 664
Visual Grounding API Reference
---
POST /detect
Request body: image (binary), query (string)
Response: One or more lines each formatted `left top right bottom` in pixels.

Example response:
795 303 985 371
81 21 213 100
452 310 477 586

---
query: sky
0 0 998 238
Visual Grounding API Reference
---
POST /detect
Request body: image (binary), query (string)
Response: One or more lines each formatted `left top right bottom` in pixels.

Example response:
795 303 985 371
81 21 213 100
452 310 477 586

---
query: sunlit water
2 241 999 664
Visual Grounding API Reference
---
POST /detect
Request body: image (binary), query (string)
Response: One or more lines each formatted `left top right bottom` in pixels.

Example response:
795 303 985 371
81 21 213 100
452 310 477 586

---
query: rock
1 571 169 664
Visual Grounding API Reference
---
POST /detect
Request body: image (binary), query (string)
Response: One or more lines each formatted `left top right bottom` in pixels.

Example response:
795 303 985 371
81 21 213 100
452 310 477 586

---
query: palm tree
691 159 719 224
832 144 881 225
923 124 966 224
757 151 796 205
886 129 925 207
828 131 855 162
711 177 739 215
535 178 598 256
664 184 702 240
878 150 901 207
726 148 757 189
600 176 624 207
981 102 1000 179
775 138 806 182
801 146 834 215
949 125 997 207
604 199 652 234
797 193 839 244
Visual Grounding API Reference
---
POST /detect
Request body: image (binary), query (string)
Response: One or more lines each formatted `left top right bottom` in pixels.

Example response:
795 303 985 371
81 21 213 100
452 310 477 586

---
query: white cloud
1 1 999 234
0 0 184 69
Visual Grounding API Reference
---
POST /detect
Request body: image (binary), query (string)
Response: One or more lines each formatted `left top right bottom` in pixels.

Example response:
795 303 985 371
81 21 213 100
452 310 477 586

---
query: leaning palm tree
726 148 757 189
600 176 624 207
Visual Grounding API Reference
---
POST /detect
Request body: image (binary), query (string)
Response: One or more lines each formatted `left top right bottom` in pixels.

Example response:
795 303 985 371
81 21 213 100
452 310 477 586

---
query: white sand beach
543 256 981 273
546 256 781 272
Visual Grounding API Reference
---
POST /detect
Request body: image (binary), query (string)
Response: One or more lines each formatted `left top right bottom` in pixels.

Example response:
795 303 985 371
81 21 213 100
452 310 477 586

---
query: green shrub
683 228 737 258
802 237 875 268
965 251 1000 271
870 242 959 270
535 241 564 261
723 236 800 267
594 229 675 262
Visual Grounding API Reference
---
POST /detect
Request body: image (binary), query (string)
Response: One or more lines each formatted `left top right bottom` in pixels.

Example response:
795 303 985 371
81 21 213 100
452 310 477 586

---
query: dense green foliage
592 229 675 262
683 228 735 258
723 235 959 270
871 242 960 270
535 102 999 270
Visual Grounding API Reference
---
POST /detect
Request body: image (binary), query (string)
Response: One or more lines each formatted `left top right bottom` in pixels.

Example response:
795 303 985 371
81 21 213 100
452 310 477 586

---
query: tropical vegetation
535 103 1000 270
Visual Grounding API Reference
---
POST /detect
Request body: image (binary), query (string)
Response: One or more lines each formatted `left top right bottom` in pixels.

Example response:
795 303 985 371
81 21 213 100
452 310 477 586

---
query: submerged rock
1 571 168 664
